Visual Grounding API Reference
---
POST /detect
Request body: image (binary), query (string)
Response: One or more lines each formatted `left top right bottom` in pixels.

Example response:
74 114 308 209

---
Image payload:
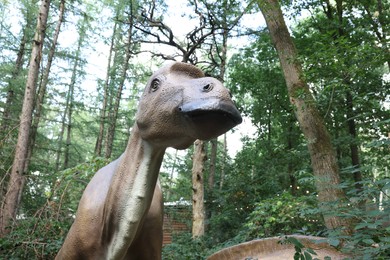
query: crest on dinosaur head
136 62 242 149
170 62 205 78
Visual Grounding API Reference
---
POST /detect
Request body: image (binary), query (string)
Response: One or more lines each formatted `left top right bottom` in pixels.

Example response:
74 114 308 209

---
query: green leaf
362 239 375 245
355 223 369 230
306 248 317 255
328 238 340 247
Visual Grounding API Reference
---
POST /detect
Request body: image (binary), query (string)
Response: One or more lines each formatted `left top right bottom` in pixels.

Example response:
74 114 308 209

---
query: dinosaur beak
179 98 242 140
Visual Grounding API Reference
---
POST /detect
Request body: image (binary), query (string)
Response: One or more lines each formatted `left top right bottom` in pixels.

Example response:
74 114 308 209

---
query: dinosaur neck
104 125 165 259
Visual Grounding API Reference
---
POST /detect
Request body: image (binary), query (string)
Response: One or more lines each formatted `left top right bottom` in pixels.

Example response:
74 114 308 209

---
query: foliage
0 157 110 258
0 216 66 259
324 177 390 259
239 192 325 240
162 232 208 260
280 236 321 260
291 1 390 187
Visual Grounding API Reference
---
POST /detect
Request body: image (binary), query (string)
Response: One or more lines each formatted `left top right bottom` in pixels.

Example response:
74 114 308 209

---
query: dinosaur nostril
202 83 213 92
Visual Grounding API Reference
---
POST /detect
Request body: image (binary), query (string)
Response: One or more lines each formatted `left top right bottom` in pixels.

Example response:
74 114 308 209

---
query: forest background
0 0 389 259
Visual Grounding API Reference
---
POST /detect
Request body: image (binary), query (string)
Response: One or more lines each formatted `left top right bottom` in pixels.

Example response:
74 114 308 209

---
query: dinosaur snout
179 97 242 140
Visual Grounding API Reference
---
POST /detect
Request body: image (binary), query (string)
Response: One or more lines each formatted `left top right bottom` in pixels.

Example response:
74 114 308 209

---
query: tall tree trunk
334 2 363 195
207 25 229 223
104 13 133 159
192 140 206 238
324 1 364 195
209 24 229 191
258 0 353 233
208 139 217 190
55 98 67 171
27 0 65 168
0 30 27 135
166 149 178 201
0 28 27 199
346 91 362 191
219 133 227 190
0 0 51 236
63 78 75 169
0 27 30 184
287 120 297 195
95 20 118 156
63 13 87 169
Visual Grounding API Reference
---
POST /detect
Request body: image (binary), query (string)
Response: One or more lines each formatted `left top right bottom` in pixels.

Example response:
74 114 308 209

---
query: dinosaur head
136 62 242 149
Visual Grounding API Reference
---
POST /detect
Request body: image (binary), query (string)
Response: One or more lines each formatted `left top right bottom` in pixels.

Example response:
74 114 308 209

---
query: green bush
0 216 69 259
0 157 110 259
240 192 325 240
162 232 209 260
325 178 390 259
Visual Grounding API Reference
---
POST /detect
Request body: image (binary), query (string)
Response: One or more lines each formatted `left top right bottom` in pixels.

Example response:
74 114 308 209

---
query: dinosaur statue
56 62 242 260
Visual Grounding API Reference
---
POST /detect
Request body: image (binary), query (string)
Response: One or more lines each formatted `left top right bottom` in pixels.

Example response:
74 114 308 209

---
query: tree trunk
211 24 229 192
0 29 27 136
104 13 133 159
324 1 364 195
27 0 65 168
334 1 363 194
95 20 118 156
0 0 51 236
63 13 87 169
258 0 353 233
55 100 67 171
346 91 363 192
63 78 75 169
208 139 217 190
287 121 297 195
0 26 29 181
219 133 227 190
192 140 206 238
166 149 178 201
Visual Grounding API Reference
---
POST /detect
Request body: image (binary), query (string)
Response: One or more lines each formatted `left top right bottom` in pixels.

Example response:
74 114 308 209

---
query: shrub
0 157 110 259
240 192 325 240
162 232 208 260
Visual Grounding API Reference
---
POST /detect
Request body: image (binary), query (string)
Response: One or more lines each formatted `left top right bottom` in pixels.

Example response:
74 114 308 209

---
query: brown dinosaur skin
56 62 242 260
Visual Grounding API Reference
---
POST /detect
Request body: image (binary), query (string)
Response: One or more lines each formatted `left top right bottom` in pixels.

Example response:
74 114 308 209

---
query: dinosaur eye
151 79 160 92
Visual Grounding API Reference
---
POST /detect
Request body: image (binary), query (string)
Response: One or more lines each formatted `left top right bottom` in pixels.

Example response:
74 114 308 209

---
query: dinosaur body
56 62 242 259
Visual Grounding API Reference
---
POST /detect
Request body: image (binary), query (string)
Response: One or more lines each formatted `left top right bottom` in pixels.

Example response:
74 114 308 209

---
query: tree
27 0 66 170
62 12 89 169
291 0 389 197
94 19 117 157
229 30 303 195
0 0 37 137
192 140 206 238
0 0 51 236
104 1 137 158
134 0 213 63
53 11 89 170
359 0 389 68
257 0 353 233
0 0 37 200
